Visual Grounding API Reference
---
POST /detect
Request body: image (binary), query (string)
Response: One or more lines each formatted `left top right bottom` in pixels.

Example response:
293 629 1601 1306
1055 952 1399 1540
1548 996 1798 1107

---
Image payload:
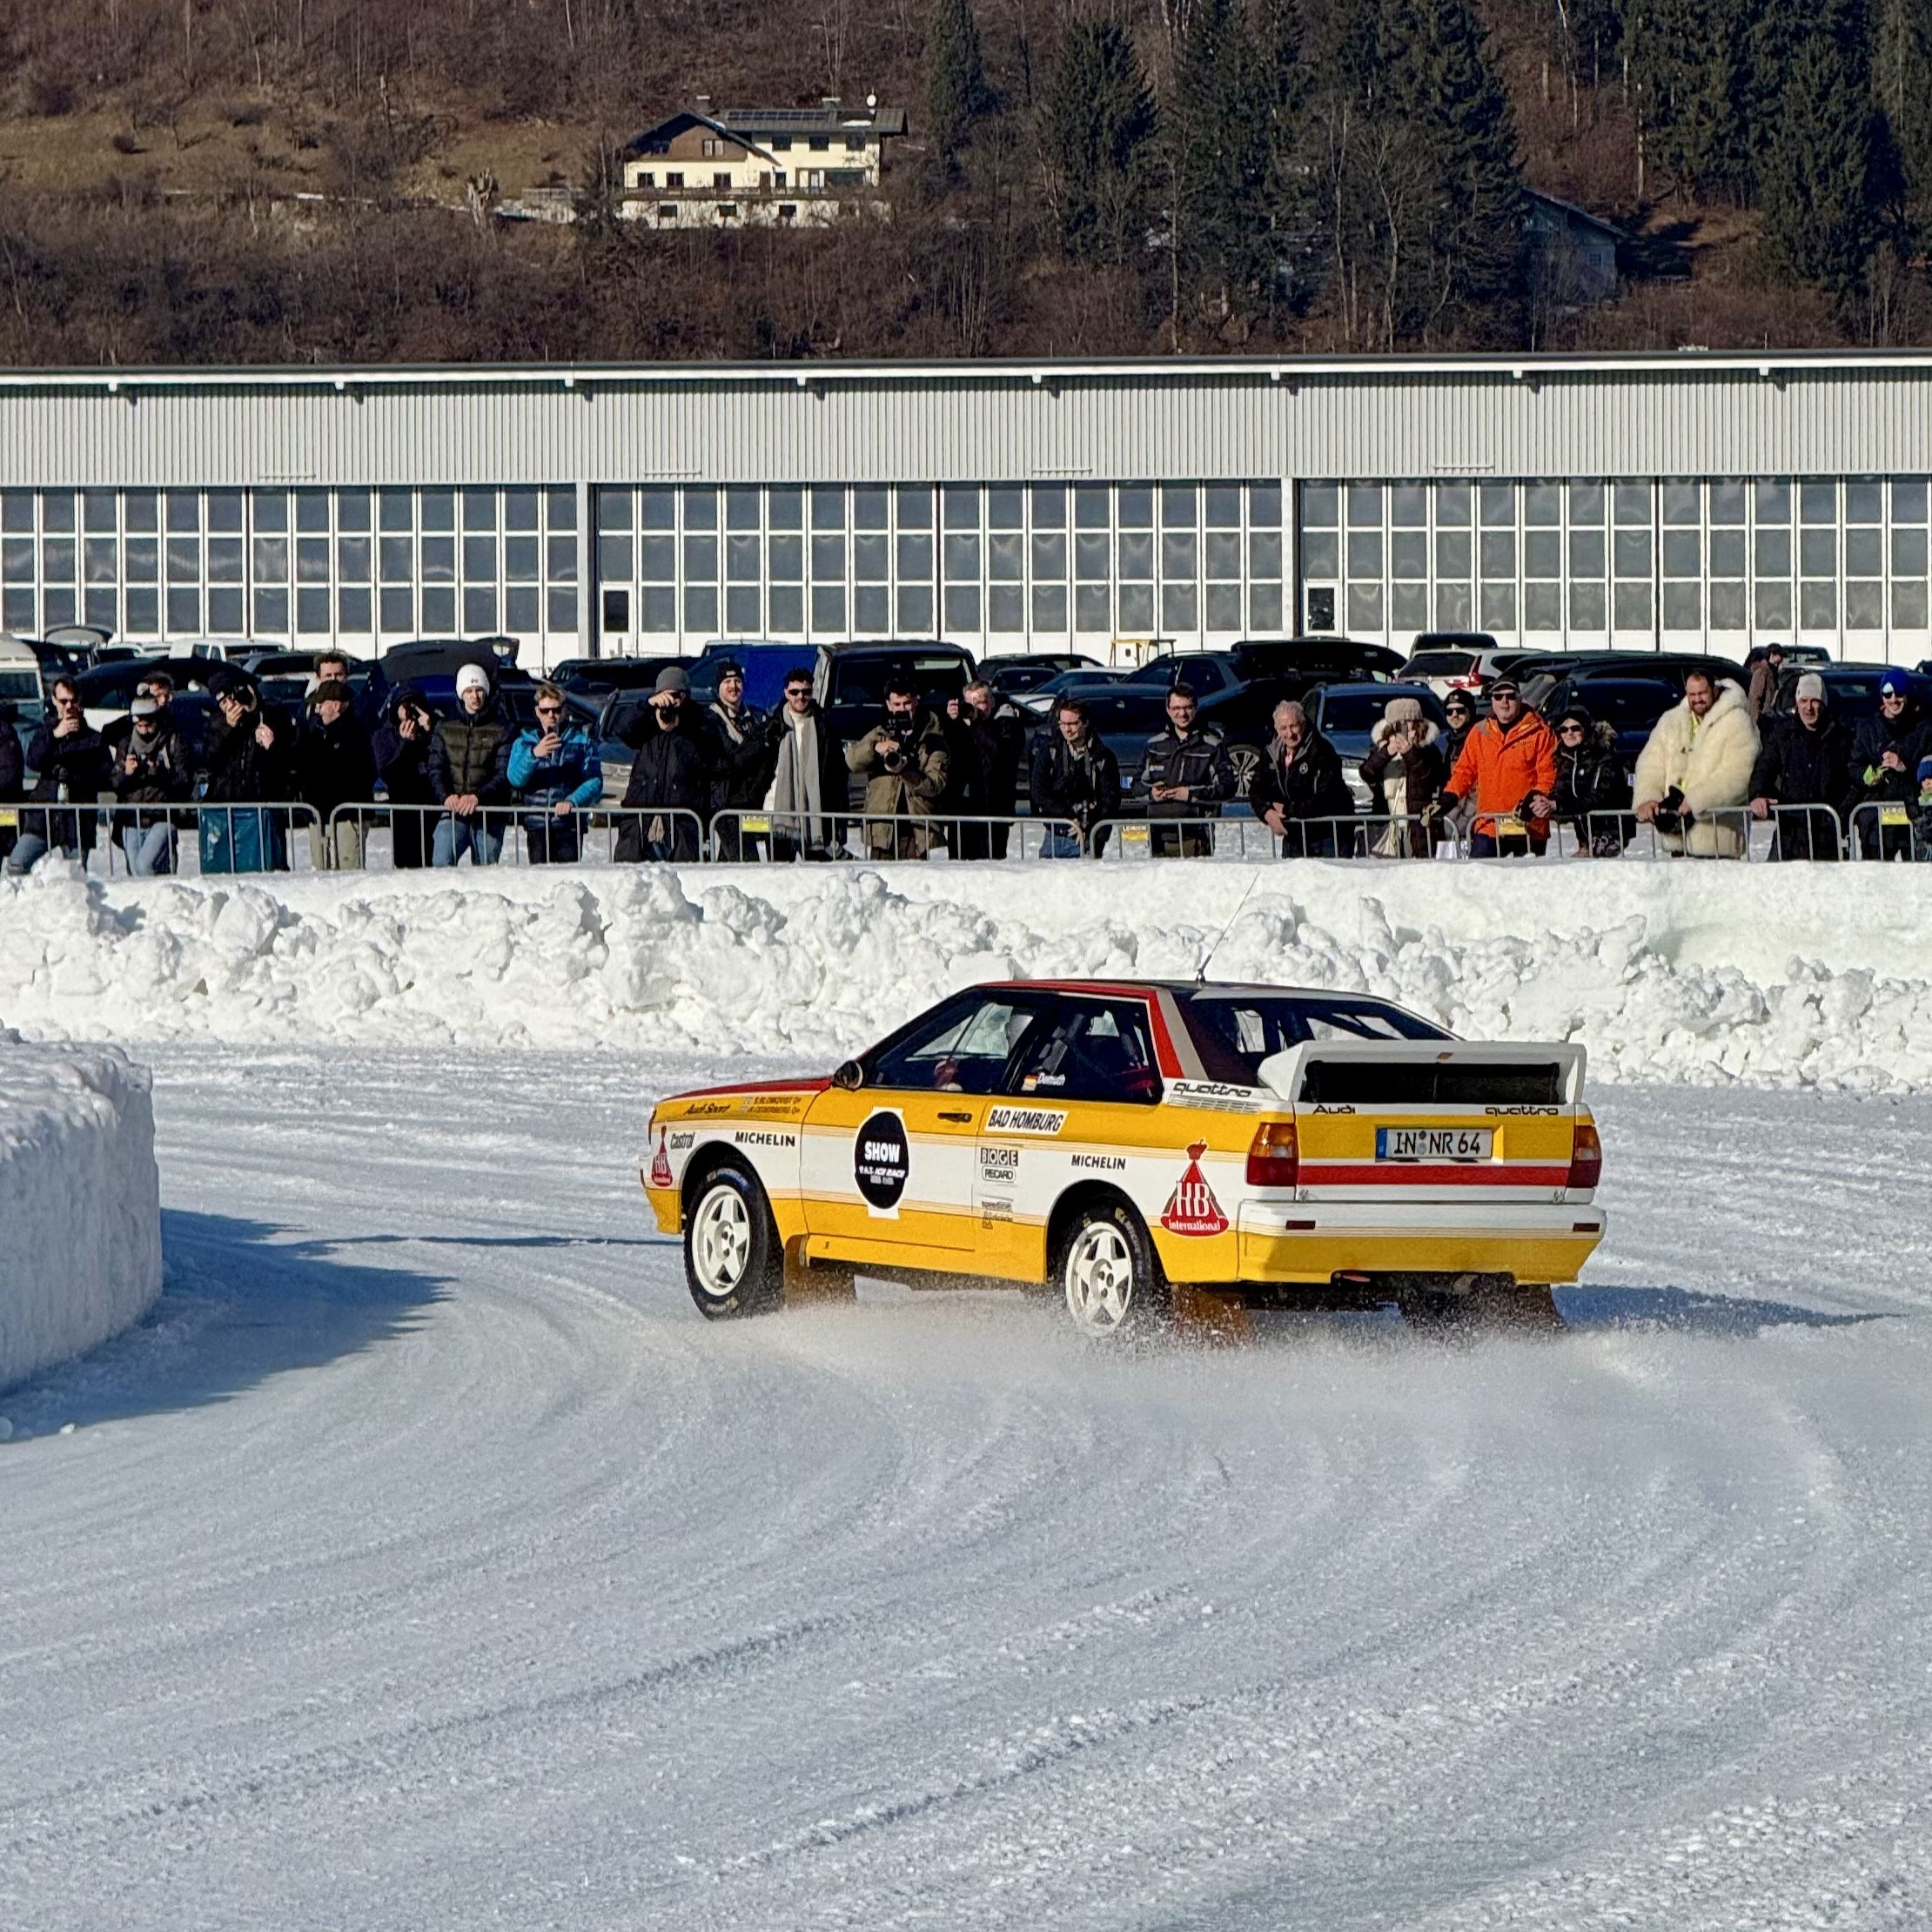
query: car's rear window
831 654 971 708
1404 651 1476 676
1177 992 1448 1084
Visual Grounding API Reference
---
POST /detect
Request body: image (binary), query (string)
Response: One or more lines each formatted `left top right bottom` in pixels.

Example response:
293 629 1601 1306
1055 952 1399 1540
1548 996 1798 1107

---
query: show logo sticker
984 1105 1067 1137
1161 1142 1230 1237
855 1110 910 1217
647 1129 674 1190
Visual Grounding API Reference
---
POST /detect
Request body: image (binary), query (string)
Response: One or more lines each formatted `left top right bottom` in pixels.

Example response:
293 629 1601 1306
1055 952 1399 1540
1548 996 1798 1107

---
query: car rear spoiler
1256 1040 1587 1108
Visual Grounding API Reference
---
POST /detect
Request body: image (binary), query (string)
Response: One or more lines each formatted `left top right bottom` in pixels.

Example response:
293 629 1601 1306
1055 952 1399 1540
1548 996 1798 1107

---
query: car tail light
1246 1121 1299 1189
1566 1120 1602 1191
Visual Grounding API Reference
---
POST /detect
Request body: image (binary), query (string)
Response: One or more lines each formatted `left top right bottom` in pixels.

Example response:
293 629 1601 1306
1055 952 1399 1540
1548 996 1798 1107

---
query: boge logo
855 1110 910 1212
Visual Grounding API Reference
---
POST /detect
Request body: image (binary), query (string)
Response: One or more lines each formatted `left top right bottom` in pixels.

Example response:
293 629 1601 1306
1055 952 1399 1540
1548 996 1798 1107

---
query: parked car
1304 681 1450 806
1532 672 1695 778
377 636 531 712
73 654 225 734
1065 640 1412 795
977 652 1103 700
1400 634 1530 699
688 641 812 713
1511 650 1748 714
813 641 978 748
1769 662 1932 721
550 654 688 702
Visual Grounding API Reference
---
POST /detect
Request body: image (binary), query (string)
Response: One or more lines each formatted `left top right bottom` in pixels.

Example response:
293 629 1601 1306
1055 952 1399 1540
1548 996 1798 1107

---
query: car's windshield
830 654 970 710
1177 991 1449 1084
1317 688 1444 735
1566 681 1681 728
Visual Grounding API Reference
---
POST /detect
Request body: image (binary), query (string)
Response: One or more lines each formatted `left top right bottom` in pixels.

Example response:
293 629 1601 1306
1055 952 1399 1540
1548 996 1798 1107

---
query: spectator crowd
3 652 1930 875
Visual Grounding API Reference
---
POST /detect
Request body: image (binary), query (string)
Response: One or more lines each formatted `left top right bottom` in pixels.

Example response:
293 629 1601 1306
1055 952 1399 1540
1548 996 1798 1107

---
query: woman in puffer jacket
1357 695 1446 857
1544 702 1632 856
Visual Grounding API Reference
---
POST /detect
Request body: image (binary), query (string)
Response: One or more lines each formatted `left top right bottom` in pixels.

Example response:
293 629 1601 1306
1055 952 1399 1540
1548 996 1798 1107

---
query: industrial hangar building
3 352 1930 671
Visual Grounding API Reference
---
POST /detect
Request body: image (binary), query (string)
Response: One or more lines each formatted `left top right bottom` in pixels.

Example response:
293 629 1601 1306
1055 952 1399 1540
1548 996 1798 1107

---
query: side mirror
832 1059 864 1092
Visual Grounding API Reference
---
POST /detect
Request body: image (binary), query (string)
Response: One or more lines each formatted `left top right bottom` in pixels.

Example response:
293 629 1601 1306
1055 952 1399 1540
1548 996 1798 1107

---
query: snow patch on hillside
3 856 1931 1091
0 1033 163 1392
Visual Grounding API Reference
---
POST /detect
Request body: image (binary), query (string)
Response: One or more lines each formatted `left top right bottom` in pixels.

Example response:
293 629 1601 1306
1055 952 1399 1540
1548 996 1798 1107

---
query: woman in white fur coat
1633 672 1760 856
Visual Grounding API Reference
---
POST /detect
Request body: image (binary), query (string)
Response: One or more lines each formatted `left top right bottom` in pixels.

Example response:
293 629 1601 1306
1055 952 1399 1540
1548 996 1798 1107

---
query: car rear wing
1256 1040 1587 1109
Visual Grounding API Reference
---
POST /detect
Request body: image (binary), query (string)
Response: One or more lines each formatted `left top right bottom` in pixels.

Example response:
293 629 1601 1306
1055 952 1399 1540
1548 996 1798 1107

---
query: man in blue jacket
507 682 602 864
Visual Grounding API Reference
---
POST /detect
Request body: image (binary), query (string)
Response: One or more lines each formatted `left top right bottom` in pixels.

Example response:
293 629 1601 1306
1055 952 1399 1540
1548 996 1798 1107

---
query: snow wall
3 857 1932 1092
0 1033 164 1392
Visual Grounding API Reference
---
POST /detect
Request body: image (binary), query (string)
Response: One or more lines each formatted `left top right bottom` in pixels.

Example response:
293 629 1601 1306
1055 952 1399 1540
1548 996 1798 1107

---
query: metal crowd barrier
708 808 1080 862
30 802 325 879
325 803 713 868
1847 798 1926 862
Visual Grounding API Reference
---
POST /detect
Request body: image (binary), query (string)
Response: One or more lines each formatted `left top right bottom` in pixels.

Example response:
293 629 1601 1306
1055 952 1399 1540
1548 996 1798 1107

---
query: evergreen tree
927 0 996 163
1376 0 1525 326
1168 0 1277 313
1043 22 1159 264
1761 0 1881 295
1876 0 1932 252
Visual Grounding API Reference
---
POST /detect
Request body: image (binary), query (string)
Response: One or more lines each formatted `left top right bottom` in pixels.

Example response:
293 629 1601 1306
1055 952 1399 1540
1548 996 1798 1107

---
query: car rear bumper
1233 1200 1605 1285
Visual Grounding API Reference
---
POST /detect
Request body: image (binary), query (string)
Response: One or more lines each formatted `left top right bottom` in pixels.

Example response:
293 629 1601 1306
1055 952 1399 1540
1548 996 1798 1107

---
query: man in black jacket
706 660 773 861
427 662 514 866
111 697 194 875
10 677 107 873
1030 696 1122 857
200 669 297 873
297 679 378 869
616 665 713 862
956 679 1028 860
1843 671 1930 859
1135 683 1233 857
0 699 24 869
1250 701 1356 856
1748 673 1852 861
371 684 440 869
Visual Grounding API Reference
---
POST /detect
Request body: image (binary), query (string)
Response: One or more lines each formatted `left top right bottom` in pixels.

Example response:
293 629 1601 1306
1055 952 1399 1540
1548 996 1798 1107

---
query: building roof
1523 189 1624 243
622 97 905 159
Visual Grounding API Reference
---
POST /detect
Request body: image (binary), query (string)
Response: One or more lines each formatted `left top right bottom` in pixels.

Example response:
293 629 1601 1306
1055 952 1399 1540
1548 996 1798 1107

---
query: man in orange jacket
1443 678 1559 855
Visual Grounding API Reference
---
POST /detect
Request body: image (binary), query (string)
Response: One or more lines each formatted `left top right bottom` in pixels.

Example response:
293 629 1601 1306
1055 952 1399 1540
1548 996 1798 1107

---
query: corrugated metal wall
6 359 1932 488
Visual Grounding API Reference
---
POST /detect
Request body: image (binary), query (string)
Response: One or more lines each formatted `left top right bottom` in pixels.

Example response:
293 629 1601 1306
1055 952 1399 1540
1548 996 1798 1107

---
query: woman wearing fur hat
1357 695 1446 857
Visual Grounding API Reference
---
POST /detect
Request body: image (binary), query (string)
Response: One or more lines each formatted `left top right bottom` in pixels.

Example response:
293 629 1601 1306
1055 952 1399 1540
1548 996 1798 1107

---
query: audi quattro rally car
643 980 1606 1336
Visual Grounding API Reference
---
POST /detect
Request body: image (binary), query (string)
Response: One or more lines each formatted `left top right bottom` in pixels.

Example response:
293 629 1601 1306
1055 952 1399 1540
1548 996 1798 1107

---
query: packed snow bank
3 856 1932 1092
0 1033 163 1392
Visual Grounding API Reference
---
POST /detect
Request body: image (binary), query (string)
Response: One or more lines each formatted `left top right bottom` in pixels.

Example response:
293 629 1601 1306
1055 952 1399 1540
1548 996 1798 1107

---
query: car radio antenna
1197 874 1261 983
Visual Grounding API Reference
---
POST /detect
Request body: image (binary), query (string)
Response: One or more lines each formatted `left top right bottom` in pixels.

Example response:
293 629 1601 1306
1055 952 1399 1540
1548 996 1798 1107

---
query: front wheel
684 1165 782 1319
1058 1200 1169 1338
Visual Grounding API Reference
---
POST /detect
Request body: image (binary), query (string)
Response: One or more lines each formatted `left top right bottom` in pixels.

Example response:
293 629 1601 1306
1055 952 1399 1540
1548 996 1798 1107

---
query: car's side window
1009 998 1162 1104
869 994 1044 1094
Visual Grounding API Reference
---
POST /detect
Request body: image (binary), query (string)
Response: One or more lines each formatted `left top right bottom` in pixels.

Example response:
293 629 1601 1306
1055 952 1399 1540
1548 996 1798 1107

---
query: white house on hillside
619 97 906 230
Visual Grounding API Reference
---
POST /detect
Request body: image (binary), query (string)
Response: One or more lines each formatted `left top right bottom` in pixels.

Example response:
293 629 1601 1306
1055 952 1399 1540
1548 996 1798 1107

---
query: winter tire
684 1164 783 1319
1057 1199 1169 1338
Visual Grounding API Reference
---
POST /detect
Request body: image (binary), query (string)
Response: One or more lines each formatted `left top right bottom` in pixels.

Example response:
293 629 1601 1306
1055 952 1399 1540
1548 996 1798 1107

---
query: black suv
1051 638 1404 794
813 640 978 746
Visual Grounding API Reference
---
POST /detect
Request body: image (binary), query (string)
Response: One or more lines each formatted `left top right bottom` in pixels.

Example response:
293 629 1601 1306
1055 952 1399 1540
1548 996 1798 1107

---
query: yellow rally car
643 980 1606 1336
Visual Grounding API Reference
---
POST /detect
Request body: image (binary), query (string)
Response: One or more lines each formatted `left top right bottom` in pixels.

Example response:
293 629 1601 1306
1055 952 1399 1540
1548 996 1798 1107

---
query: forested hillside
0 0 1926 362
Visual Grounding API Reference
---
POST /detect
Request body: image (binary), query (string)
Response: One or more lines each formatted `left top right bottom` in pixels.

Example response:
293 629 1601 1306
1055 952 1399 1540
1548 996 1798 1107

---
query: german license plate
1376 1126 1493 1162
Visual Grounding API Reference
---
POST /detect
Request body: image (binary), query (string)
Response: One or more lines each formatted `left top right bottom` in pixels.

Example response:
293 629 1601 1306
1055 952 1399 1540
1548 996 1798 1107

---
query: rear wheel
684 1165 782 1319
1058 1199 1169 1338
